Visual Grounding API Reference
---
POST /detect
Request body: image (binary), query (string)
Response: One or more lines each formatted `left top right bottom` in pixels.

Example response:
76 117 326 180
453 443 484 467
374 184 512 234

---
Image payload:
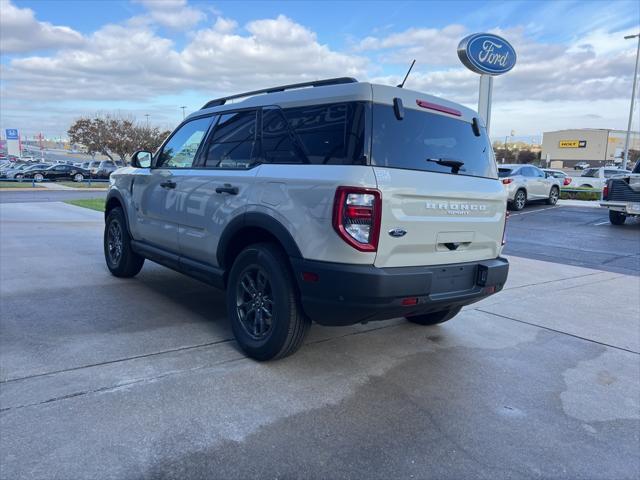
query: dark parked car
22 164 90 182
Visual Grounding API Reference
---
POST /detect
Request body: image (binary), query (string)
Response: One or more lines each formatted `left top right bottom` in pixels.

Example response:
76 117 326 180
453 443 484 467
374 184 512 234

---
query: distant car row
0 159 124 182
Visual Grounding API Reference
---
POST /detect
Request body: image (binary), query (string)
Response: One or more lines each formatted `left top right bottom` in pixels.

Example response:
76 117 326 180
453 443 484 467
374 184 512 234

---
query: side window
273 102 366 165
261 108 303 164
533 167 544 178
156 116 213 168
203 110 257 169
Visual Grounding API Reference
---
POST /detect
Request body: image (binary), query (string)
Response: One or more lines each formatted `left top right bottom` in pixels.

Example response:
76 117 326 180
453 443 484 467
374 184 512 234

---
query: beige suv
104 78 509 360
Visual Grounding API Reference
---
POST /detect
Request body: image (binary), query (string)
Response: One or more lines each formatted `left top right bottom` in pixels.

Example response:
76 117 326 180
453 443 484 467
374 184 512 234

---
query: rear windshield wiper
425 158 465 174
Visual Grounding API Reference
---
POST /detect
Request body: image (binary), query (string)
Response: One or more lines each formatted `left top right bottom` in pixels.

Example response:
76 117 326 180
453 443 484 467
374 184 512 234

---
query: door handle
160 180 176 189
215 184 239 195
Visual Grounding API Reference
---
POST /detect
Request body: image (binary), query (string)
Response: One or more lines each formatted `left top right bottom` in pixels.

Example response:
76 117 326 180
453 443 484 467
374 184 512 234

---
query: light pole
622 33 640 171
180 106 187 120
144 114 150 128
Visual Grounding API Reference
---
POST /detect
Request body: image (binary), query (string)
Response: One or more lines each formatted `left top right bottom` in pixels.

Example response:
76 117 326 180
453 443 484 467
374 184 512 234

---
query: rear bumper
600 201 640 215
291 257 509 326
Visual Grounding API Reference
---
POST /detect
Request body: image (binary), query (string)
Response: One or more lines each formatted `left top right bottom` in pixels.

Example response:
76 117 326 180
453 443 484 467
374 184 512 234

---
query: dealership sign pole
457 33 517 135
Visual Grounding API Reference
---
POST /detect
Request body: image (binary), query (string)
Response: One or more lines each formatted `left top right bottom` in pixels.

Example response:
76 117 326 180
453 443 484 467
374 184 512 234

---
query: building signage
457 33 517 75
5 129 19 140
559 140 587 148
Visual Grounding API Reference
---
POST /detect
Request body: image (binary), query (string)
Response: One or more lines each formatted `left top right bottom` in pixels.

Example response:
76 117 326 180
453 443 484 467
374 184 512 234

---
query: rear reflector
401 297 419 306
416 99 462 117
301 272 319 282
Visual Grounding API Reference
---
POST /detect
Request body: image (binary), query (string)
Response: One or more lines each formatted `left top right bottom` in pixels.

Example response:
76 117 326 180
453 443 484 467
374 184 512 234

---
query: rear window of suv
371 104 497 179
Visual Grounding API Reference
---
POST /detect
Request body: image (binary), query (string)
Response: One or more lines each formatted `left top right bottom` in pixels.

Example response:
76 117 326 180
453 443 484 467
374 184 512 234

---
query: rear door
175 110 260 265
370 91 506 268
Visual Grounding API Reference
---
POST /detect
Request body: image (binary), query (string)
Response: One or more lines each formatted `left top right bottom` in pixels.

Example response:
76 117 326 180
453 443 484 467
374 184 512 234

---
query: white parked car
498 164 562 211
569 167 631 190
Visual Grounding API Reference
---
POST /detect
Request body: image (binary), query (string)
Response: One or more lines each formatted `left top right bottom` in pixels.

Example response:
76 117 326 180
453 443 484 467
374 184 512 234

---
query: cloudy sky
1 0 639 141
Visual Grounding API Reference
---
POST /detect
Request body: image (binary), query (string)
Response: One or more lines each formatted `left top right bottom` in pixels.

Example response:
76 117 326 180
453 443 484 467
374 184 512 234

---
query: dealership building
541 129 640 168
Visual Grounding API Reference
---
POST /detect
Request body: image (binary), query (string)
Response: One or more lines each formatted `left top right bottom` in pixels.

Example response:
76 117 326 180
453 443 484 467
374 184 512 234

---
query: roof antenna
397 59 416 88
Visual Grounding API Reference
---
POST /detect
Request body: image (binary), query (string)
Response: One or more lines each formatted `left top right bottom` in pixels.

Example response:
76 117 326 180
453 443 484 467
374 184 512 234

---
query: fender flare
217 212 302 268
105 189 131 233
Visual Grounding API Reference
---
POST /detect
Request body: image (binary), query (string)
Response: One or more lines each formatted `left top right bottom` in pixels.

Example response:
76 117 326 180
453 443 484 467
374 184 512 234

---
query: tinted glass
273 102 366 165
157 116 213 168
204 111 256 169
633 160 640 174
261 108 300 164
498 168 513 178
372 104 497 178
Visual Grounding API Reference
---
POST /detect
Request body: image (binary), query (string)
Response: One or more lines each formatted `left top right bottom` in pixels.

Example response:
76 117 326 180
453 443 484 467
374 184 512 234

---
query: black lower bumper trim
291 257 509 326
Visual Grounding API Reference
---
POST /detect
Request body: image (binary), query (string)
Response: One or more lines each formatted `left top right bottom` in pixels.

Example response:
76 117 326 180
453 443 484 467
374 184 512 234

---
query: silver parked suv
499 164 562 211
104 78 509 360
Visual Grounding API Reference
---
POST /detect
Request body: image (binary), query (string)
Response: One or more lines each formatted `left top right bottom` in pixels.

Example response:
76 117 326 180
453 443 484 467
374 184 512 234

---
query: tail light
333 186 382 252
602 184 609 200
563 177 571 186
502 211 509 246
502 178 512 185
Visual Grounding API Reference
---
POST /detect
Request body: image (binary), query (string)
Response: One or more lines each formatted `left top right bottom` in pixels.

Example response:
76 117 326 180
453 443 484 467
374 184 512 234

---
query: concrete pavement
0 202 638 479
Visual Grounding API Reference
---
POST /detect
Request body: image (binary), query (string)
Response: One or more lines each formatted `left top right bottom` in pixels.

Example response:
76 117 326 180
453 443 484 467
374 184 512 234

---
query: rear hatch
370 88 506 268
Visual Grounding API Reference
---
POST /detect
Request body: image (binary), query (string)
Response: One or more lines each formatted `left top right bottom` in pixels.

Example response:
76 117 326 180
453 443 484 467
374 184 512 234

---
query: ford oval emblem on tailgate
388 228 407 238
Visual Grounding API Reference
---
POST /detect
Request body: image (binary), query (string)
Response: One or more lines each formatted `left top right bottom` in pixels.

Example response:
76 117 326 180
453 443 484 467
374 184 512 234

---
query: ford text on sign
457 33 517 76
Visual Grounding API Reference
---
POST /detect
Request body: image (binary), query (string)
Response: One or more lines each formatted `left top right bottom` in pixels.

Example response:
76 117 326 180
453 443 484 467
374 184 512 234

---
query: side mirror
130 150 152 168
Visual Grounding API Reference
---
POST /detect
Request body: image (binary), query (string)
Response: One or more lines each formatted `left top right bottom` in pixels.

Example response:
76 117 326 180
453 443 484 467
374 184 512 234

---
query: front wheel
226 243 310 361
104 207 145 277
609 210 626 226
546 186 559 205
406 306 462 326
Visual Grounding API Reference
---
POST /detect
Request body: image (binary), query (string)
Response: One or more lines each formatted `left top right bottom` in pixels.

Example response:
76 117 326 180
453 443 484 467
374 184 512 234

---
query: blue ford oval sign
457 33 516 75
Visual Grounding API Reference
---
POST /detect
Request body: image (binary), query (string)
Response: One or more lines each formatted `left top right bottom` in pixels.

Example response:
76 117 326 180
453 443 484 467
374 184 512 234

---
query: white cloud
1 14 367 103
134 0 205 29
0 0 84 53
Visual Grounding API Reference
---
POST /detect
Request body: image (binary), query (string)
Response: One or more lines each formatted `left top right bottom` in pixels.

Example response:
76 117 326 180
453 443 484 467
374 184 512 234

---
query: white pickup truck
569 167 631 189
600 160 640 225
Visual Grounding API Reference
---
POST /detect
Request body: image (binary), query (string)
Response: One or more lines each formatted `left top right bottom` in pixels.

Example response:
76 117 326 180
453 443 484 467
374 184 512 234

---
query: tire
546 186 559 205
609 210 626 226
104 207 144 277
406 306 462 326
226 243 311 361
74 173 84 182
34 173 44 182
510 189 527 211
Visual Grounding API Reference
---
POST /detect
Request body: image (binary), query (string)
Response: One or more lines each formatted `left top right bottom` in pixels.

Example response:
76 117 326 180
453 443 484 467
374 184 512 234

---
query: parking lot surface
1 201 638 479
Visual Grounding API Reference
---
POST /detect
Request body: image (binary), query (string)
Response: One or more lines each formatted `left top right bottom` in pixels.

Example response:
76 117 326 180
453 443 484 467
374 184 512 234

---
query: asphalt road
503 204 639 276
0 201 638 480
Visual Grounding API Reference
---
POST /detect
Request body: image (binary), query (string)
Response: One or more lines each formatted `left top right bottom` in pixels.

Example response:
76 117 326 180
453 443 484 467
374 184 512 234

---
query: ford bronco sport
104 77 509 360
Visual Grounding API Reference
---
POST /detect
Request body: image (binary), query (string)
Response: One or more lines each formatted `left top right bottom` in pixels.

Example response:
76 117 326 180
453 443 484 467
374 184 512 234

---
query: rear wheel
406 306 462 326
34 173 44 182
74 173 84 182
609 210 626 226
104 207 144 277
227 243 310 361
546 186 559 205
510 189 526 211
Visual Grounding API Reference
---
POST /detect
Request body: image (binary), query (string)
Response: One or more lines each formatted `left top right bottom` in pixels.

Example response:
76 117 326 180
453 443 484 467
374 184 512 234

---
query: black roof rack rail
201 77 358 109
